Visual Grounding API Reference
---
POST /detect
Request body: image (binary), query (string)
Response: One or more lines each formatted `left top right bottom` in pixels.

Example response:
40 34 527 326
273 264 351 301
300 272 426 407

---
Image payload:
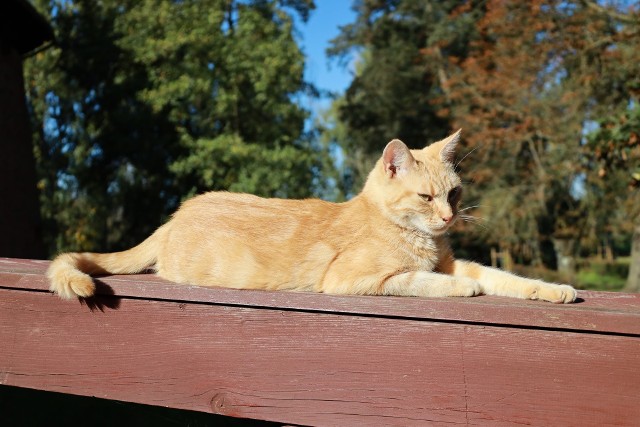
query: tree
585 105 640 291
446 0 640 277
26 0 181 254
326 0 478 194
326 0 640 279
119 0 322 198
443 2 588 276
25 0 322 256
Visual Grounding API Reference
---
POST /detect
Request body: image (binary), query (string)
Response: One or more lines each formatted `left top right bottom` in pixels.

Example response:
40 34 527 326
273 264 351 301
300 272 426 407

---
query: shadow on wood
80 279 120 312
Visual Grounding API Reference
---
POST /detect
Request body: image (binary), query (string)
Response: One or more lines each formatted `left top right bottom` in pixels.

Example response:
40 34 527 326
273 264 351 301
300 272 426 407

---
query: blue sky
294 1 357 115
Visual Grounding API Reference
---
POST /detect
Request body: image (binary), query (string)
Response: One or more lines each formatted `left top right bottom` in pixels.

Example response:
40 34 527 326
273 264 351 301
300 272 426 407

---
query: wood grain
1 257 639 335
1 257 639 426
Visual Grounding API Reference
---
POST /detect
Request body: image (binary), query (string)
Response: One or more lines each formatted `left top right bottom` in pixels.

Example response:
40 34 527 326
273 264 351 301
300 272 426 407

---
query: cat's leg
453 260 577 303
381 271 482 298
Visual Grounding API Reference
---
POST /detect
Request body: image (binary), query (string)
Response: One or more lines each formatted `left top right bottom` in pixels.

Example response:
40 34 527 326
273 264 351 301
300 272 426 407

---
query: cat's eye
418 193 433 202
448 186 462 203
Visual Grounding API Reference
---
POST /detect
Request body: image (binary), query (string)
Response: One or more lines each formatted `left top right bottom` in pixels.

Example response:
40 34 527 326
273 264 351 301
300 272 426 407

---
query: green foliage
326 1 474 192
585 104 640 191
27 0 178 253
25 0 323 255
170 134 321 198
583 101 640 290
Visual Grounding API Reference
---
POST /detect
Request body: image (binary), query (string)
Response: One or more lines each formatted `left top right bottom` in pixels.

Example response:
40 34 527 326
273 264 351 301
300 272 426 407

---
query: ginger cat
48 130 577 303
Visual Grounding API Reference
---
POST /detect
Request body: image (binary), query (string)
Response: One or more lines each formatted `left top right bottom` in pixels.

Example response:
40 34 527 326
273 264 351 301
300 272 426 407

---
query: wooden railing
1 257 639 426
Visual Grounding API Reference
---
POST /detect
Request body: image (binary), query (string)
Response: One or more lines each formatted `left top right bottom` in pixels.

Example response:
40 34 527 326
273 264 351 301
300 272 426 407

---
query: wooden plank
1 286 639 426
2 257 640 335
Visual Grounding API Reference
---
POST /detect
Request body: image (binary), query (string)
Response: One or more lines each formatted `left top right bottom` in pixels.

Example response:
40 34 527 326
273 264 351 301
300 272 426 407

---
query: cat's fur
48 131 577 303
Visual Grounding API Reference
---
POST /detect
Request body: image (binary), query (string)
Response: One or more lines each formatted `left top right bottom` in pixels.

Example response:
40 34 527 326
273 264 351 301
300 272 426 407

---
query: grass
575 257 629 292
576 269 627 291
513 257 629 292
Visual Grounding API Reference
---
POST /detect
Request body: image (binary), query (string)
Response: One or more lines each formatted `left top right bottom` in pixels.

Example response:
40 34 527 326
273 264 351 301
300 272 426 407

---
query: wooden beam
1 257 639 425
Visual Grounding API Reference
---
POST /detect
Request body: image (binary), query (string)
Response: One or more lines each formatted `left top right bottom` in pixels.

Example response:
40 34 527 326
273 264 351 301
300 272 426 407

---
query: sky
294 1 357 116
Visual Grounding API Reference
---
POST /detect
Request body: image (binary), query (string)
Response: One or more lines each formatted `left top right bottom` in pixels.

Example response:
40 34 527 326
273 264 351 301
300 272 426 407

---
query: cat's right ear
428 129 461 164
382 139 414 179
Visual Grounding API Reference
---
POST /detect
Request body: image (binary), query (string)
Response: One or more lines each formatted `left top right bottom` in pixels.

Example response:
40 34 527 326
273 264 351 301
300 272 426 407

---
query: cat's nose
442 215 453 223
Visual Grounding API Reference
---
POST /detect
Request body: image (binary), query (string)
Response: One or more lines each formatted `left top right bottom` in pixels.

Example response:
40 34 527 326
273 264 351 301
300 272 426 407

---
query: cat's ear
429 129 461 164
382 139 415 178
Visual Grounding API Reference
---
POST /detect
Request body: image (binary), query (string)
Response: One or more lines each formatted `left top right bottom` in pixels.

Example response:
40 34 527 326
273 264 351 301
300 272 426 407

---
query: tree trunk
625 223 640 292
604 237 614 262
552 238 577 284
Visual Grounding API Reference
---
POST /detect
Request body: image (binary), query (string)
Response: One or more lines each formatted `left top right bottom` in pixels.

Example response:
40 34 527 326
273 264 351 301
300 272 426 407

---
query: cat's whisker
458 205 481 213
455 147 478 169
459 214 488 230
460 214 486 222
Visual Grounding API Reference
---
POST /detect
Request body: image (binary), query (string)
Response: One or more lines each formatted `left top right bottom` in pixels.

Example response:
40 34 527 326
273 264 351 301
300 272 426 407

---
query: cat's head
365 130 463 236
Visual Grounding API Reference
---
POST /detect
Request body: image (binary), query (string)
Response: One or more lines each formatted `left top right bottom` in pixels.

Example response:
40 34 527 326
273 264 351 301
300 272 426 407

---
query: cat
47 130 577 303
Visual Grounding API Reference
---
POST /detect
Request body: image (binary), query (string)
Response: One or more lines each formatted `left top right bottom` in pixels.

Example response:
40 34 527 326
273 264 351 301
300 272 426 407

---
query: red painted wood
1 257 640 425
2 257 639 335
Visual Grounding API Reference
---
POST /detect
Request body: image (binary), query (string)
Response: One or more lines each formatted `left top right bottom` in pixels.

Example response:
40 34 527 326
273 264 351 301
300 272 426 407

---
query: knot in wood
210 392 229 415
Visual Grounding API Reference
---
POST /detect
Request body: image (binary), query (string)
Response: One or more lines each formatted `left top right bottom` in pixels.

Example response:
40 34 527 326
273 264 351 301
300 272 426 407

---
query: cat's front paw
451 277 483 297
534 283 577 304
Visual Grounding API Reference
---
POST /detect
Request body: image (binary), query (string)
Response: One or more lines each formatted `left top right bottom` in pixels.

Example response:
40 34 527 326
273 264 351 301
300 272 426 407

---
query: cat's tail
47 223 170 299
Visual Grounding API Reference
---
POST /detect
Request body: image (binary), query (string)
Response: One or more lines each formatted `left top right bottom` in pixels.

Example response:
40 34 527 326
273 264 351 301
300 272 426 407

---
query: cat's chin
408 217 452 236
428 218 459 236
429 229 449 236
424 225 451 236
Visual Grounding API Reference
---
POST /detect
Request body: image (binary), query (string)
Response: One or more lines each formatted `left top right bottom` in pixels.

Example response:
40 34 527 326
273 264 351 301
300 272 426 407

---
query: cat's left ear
428 129 461 164
382 139 415 178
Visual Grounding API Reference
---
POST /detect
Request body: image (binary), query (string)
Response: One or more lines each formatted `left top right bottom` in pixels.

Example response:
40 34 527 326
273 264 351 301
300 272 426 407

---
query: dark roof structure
0 0 54 55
